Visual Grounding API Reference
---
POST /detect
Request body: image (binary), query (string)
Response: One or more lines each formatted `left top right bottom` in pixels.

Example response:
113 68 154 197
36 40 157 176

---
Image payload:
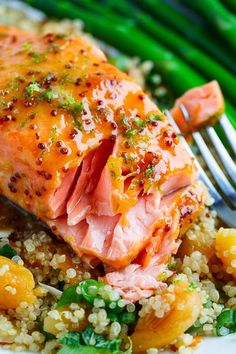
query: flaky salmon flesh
0 25 206 300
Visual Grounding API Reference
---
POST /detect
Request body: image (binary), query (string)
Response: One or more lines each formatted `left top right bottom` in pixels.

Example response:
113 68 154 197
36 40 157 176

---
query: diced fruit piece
131 281 202 352
44 304 88 336
0 256 35 309
171 80 224 133
215 228 236 279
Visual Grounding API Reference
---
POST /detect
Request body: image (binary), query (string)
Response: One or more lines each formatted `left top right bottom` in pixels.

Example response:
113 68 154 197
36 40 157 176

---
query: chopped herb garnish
147 113 164 123
29 51 46 64
0 244 17 259
48 43 60 53
57 284 82 308
41 89 54 101
22 42 31 52
186 320 203 334
56 280 137 326
144 164 155 178
50 126 57 144
216 309 236 336
25 82 41 97
185 282 198 291
168 261 177 270
126 128 137 139
58 326 130 354
134 116 145 128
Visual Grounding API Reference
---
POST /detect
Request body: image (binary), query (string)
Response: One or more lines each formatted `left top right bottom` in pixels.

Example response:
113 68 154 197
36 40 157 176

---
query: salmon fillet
0 25 206 299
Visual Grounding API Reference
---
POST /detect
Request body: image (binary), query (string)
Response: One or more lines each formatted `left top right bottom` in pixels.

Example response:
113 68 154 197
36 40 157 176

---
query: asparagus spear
23 0 205 93
137 0 236 74
23 0 236 128
181 0 236 53
224 0 236 13
98 0 236 104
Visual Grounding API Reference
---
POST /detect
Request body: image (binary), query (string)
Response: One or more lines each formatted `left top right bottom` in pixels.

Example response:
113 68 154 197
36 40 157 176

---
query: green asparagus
137 0 236 74
99 0 236 104
181 0 236 53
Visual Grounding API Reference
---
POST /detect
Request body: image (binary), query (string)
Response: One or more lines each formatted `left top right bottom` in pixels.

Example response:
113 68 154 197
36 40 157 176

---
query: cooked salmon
171 80 224 133
0 25 206 300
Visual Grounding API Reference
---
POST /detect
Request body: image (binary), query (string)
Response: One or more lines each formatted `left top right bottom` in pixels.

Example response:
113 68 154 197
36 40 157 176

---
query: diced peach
0 256 36 309
131 281 202 352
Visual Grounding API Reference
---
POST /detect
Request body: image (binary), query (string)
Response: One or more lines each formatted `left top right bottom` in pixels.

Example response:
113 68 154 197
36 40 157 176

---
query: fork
165 108 236 228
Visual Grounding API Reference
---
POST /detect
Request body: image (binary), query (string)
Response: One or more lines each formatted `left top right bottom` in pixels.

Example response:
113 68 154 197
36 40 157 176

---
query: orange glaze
0 25 196 222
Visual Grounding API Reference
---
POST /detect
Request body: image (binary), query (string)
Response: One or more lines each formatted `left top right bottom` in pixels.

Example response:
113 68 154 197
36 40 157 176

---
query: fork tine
165 110 236 227
219 114 236 155
205 126 236 185
179 105 236 208
165 110 221 202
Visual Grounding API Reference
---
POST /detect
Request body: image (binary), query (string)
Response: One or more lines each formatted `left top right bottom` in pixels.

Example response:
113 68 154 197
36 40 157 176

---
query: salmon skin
0 26 206 300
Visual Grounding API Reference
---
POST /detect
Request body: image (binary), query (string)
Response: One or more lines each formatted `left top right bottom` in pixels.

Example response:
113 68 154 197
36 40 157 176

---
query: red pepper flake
151 121 158 127
11 35 17 44
93 63 99 67
164 223 171 232
62 166 69 173
60 147 69 155
29 124 37 130
12 97 18 103
97 100 103 106
4 101 14 111
35 132 40 140
138 94 145 101
10 176 17 183
65 63 73 69
0 114 12 124
75 78 82 86
15 172 21 179
37 170 52 180
124 141 131 149
77 151 82 157
85 82 91 88
139 179 145 186
37 142 46 150
80 49 86 54
110 122 117 129
165 138 173 147
79 91 87 98
35 190 42 197
110 134 117 142
8 183 17 193
36 157 43 165
29 113 36 120
24 189 29 196
69 129 78 139
24 98 35 107
56 141 63 147
51 109 58 117
85 119 91 125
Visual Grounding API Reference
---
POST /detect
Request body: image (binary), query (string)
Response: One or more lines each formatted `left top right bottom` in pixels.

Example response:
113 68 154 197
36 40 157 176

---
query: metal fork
165 108 236 228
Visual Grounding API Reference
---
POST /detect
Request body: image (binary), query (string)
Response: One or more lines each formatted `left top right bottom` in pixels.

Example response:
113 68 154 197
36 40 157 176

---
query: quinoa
0 4 235 354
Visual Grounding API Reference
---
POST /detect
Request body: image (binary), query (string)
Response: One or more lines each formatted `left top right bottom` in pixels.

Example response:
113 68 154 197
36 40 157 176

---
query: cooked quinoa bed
0 4 236 354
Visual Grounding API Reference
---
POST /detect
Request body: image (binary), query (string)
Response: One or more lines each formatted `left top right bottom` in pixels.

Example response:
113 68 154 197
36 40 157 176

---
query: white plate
0 335 236 354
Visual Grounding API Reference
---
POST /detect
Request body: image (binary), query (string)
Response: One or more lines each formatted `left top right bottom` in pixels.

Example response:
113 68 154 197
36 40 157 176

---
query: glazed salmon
0 25 206 299
171 81 224 133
